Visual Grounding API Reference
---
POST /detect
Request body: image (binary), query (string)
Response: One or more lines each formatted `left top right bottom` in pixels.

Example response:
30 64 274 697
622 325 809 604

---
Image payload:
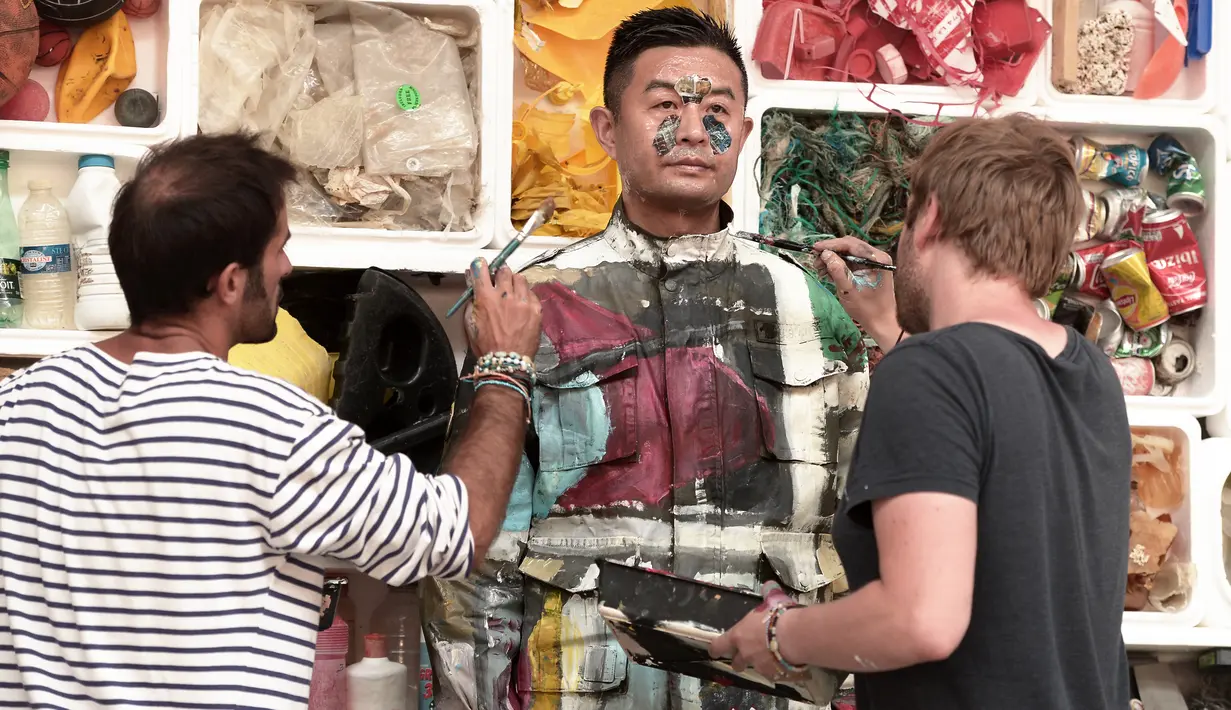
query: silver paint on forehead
676 75 712 104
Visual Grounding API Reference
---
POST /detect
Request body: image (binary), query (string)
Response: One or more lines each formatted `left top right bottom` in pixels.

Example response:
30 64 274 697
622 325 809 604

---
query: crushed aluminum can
1110 357 1155 397
1034 298 1053 320
1076 189 1108 242
1099 187 1150 240
1102 245 1170 331
1148 134 1206 217
1115 322 1171 359
1073 137 1149 187
1087 301 1124 355
1052 295 1097 334
1150 381 1176 397
1140 209 1208 316
1074 239 1129 299
1154 337 1196 385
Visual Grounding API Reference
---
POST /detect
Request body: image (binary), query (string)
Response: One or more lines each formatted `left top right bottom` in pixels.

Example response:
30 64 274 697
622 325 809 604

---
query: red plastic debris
752 1 846 81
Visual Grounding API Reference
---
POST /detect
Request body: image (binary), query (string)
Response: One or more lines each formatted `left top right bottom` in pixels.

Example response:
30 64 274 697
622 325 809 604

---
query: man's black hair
602 7 747 120
109 133 296 326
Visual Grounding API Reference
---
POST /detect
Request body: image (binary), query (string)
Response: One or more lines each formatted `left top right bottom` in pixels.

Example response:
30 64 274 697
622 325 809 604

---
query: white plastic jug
66 154 121 252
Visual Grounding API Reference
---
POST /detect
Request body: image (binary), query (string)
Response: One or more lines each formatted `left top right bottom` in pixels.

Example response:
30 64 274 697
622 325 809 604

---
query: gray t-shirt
833 323 1131 709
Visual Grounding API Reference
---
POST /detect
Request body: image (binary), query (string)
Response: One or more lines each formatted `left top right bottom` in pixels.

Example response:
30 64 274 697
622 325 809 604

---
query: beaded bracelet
475 351 536 384
765 605 807 675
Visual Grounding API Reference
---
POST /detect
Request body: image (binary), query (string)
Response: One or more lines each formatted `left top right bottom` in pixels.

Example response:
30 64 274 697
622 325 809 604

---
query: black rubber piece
115 88 159 128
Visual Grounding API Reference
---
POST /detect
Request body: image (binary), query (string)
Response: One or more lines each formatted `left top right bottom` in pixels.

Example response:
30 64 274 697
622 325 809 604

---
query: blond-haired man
713 114 1131 710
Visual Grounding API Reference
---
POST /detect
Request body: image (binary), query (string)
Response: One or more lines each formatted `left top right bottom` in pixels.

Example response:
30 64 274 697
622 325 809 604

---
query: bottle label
19 244 72 275
0 259 21 301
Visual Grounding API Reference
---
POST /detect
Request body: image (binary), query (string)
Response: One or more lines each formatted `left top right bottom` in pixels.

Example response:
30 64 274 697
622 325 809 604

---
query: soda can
1154 337 1196 386
1051 251 1080 293
1148 134 1205 217
1110 357 1155 397
1073 137 1149 187
1053 296 1096 334
1034 298 1053 320
1074 239 1128 299
1075 189 1108 242
1150 381 1176 397
1101 246 1170 331
1099 187 1149 240
1088 301 1124 355
1115 322 1170 359
1140 209 1207 315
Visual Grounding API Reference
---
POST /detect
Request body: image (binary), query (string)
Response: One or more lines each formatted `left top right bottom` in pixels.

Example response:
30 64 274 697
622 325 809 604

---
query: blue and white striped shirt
0 346 474 709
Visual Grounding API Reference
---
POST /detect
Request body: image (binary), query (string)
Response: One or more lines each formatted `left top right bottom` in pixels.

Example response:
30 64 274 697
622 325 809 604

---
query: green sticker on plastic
396 85 422 111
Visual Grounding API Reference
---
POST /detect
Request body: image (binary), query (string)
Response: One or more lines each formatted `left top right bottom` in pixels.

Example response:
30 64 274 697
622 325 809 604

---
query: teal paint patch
805 272 868 370
500 455 535 532
703 115 732 154
531 374 612 517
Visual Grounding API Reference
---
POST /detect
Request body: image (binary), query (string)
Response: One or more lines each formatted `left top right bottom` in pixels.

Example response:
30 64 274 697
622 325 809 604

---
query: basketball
122 0 160 20
0 0 38 107
36 20 71 68
0 80 50 122
32 0 123 28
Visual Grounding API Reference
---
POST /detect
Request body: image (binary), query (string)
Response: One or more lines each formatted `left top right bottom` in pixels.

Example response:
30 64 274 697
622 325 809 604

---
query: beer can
1075 189 1108 242
1140 209 1207 316
1155 337 1196 386
1110 357 1155 397
1148 134 1206 217
1051 251 1080 293
1073 137 1149 187
1101 246 1169 331
1115 322 1170 359
1099 187 1149 240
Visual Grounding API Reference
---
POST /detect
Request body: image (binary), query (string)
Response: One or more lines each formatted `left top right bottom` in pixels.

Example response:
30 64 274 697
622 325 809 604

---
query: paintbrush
446 197 557 319
742 233 896 272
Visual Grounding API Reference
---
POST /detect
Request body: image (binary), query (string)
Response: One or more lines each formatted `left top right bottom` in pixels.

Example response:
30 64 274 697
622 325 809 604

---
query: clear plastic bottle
370 585 420 709
18 181 74 330
0 152 23 328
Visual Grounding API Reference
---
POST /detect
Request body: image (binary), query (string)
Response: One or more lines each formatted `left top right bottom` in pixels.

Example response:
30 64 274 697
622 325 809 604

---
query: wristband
765 605 807 674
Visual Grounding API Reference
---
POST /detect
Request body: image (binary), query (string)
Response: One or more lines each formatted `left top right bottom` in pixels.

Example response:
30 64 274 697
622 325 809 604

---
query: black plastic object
331 268 457 472
34 0 122 27
115 88 158 127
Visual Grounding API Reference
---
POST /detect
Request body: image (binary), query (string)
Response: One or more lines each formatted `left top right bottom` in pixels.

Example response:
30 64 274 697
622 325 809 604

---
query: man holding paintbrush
423 7 869 710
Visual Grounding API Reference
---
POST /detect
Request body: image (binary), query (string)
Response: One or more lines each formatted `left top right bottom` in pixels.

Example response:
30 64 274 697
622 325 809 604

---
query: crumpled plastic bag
282 93 364 169
350 3 478 176
198 0 316 139
315 22 355 96
324 167 398 209
1148 559 1196 613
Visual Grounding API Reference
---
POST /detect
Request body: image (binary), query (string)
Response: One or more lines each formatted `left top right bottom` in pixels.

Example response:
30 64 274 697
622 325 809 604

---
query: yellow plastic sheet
511 0 728 239
228 309 334 403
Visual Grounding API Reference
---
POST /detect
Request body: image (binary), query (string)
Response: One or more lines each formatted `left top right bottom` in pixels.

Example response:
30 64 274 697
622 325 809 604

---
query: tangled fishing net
756 108 946 255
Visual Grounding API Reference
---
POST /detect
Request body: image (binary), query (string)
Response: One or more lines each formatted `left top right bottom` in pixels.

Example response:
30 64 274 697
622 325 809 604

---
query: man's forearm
443 386 527 562
775 581 945 673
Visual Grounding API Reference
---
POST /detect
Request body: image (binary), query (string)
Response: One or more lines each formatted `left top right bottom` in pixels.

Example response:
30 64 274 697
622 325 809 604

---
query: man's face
599 46 751 210
238 210 291 344
894 211 931 335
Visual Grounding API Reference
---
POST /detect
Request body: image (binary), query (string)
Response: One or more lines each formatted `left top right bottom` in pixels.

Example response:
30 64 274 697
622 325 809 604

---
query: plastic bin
183 0 504 253
1122 410 1205 630
736 0 1049 114
735 91 1225 415
0 1 186 144
1196 437 1231 629
1039 0 1220 114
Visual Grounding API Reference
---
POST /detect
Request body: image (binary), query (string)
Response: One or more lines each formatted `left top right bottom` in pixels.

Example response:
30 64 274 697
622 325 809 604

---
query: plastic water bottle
371 585 420 709
18 181 74 330
0 151 23 327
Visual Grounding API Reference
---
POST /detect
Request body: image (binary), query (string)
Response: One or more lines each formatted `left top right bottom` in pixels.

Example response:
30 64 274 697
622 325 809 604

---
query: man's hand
813 237 902 349
710 582 807 683
464 258 542 358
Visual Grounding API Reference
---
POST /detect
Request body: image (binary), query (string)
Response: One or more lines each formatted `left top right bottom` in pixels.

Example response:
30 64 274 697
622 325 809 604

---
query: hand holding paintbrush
447 197 558 319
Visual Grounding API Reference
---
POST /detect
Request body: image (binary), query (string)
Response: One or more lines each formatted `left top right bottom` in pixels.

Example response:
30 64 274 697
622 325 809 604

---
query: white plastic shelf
0 329 115 359
184 0 508 266
0 1 185 144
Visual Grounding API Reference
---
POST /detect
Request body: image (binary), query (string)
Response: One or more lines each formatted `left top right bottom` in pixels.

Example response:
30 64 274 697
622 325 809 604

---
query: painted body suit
423 203 869 710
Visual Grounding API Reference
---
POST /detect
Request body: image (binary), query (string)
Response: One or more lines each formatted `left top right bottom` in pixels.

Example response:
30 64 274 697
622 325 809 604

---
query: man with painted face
423 8 868 710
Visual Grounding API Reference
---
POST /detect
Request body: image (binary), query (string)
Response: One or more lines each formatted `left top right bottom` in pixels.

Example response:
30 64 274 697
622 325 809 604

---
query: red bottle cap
364 633 388 659
847 49 876 81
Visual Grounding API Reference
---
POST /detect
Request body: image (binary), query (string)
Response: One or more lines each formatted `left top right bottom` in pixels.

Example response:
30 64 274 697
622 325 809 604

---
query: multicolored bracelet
765 605 806 675
474 351 536 384
473 378 532 423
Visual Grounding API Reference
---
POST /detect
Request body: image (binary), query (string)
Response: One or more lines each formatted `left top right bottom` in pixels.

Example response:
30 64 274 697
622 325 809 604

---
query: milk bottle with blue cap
66 154 126 330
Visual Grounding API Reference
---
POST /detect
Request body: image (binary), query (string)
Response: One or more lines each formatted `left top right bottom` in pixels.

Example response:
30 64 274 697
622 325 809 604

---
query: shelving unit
0 328 116 359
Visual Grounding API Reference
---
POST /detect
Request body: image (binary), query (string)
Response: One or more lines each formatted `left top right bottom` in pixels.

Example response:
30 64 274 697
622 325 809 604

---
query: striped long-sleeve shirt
0 346 474 710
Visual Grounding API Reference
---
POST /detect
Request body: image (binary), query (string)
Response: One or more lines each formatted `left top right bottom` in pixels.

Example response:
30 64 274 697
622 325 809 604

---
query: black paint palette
596 560 839 705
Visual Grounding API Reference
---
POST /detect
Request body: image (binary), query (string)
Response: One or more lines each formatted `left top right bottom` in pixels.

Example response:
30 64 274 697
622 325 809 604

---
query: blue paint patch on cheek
703 115 732 155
